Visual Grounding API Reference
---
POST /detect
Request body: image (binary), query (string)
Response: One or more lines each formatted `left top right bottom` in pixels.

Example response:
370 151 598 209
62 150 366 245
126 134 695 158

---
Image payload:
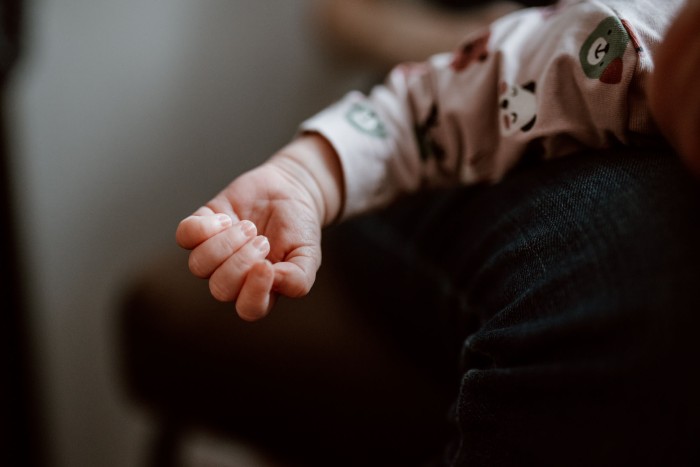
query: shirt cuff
299 91 400 219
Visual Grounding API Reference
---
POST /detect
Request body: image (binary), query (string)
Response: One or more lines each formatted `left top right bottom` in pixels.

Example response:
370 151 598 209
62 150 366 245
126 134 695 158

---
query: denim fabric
330 147 700 466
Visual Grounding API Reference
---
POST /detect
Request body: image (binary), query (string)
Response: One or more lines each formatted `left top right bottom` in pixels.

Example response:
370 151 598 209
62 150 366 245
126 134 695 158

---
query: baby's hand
175 133 344 321
176 209 275 321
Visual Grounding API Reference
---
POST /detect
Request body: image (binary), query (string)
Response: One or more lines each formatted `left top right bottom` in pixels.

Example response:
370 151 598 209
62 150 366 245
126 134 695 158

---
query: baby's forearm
270 133 345 226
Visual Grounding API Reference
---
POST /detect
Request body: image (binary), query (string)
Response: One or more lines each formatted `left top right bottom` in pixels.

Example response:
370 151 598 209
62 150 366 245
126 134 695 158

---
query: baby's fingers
188 220 257 278
236 261 276 321
176 211 233 250
209 235 270 302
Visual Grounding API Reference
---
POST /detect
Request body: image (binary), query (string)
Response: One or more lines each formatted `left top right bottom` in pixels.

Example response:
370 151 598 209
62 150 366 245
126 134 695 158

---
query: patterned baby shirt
301 0 684 218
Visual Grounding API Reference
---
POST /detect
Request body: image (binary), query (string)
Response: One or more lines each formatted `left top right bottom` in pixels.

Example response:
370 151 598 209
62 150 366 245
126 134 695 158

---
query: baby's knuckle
188 253 206 278
209 279 232 302
288 278 312 298
193 221 209 240
221 229 239 254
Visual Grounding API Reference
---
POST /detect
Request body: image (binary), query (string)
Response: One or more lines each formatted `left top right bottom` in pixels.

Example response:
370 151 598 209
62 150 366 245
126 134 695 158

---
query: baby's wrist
270 134 345 226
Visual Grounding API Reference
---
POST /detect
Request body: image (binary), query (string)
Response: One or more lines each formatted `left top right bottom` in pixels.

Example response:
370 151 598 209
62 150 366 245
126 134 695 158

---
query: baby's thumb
271 258 318 299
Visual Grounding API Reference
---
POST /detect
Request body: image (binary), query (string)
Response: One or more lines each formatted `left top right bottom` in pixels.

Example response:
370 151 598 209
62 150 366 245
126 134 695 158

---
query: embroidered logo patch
345 102 387 138
579 16 630 84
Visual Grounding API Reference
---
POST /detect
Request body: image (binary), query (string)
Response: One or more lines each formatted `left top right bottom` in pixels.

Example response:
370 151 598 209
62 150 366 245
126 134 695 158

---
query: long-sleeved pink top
301 0 684 218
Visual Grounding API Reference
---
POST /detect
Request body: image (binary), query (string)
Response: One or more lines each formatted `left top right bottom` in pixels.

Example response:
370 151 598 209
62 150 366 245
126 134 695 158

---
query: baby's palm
209 162 324 299
177 135 341 320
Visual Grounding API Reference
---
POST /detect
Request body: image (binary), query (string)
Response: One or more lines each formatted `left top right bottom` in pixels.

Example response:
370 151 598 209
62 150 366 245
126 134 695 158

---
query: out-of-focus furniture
310 0 522 70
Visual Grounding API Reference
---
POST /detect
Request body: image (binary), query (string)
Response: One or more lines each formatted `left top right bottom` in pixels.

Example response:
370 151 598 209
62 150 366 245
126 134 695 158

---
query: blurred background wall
6 1 369 465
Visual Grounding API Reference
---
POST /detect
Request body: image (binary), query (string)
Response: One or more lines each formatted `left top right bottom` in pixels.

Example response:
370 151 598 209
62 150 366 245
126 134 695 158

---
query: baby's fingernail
253 235 269 253
216 214 232 227
239 220 256 237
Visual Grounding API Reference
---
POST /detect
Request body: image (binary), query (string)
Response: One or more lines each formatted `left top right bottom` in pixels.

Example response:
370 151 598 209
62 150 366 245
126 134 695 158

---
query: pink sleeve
301 0 682 219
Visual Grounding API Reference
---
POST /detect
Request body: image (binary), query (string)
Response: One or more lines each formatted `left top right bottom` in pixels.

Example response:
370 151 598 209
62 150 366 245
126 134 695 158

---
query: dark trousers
327 147 700 466
120 146 700 467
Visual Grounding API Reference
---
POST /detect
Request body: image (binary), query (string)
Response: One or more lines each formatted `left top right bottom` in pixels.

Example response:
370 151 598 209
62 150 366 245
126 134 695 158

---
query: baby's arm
176 134 343 320
303 1 684 219
179 1 683 320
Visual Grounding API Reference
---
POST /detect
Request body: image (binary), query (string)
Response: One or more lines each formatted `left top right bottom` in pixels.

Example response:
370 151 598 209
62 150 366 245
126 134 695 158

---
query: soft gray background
7 1 370 465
